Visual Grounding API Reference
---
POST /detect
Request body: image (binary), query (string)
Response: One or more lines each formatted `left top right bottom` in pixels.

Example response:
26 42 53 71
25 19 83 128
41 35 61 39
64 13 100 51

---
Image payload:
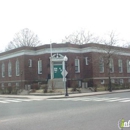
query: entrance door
53 64 63 78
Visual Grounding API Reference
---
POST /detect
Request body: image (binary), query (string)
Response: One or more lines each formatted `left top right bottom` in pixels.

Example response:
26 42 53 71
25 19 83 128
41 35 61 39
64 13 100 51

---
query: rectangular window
16 60 20 76
1 83 4 89
29 59 32 67
111 79 115 83
16 82 19 89
16 82 19 86
2 63 5 77
101 80 105 84
109 58 114 73
127 60 130 73
119 79 124 84
8 83 11 86
8 62 12 77
75 59 80 73
118 59 123 73
128 79 130 83
99 58 104 73
38 59 42 74
85 57 88 65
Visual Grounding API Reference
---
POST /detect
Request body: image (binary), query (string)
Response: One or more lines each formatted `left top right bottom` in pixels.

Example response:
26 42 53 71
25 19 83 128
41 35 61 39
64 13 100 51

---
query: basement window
101 80 105 84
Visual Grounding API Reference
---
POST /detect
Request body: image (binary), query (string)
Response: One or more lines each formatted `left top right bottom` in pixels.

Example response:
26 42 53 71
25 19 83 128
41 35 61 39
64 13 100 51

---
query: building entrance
53 64 63 78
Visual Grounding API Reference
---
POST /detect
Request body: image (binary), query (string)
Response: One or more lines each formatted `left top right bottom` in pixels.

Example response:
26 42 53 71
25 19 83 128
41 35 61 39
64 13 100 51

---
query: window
85 57 88 65
16 82 19 89
118 59 123 73
16 82 19 87
75 59 80 73
1 83 4 89
38 59 42 74
2 63 5 77
101 80 105 84
109 58 114 73
29 59 32 67
16 59 20 76
8 61 12 77
99 57 104 73
128 79 130 83
119 79 124 84
126 60 130 73
111 79 115 83
8 83 11 86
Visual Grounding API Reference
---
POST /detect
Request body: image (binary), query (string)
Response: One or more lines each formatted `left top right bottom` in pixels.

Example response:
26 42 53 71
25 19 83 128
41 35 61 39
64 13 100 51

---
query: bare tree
100 31 120 92
5 28 41 51
62 30 99 44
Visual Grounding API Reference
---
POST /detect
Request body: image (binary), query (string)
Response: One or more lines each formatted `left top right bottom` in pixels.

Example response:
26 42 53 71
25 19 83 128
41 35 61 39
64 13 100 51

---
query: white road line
46 97 130 103
32 99 43 101
0 101 9 103
5 100 21 103
0 98 44 104
15 99 34 102
120 99 130 102
106 98 130 102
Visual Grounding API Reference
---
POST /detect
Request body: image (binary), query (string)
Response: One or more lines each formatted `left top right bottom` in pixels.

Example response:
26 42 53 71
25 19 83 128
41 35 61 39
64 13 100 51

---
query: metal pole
63 61 68 96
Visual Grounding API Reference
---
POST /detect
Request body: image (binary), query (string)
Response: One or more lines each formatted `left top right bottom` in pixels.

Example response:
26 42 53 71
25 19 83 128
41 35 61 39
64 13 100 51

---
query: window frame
109 58 114 73
16 59 20 76
75 59 80 73
101 79 105 84
29 59 32 67
85 57 88 65
99 57 104 73
38 59 42 74
2 63 5 77
126 60 130 73
8 61 12 77
118 59 123 73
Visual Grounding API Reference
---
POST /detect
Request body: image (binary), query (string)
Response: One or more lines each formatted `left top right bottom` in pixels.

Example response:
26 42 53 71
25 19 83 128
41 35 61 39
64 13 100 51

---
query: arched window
16 59 20 76
2 63 5 77
8 61 12 77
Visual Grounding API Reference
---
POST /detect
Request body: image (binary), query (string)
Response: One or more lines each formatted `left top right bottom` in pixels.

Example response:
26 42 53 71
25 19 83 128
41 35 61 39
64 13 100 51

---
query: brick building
0 43 130 89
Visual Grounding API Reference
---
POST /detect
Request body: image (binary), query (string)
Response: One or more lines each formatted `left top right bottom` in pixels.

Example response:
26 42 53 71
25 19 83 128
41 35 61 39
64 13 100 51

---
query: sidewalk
0 89 130 99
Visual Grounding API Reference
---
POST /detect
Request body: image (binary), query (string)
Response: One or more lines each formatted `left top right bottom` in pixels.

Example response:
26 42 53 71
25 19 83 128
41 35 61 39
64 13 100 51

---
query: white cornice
0 46 130 60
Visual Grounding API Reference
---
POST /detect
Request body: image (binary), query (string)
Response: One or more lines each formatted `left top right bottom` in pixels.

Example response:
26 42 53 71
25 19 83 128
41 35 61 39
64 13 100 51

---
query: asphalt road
0 92 130 130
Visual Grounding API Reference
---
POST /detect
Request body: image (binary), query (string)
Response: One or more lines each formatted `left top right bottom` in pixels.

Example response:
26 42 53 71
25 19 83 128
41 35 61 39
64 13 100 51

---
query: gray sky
0 0 130 51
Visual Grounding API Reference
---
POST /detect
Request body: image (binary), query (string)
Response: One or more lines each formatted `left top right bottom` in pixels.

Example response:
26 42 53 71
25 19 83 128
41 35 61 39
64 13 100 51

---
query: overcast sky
0 0 130 51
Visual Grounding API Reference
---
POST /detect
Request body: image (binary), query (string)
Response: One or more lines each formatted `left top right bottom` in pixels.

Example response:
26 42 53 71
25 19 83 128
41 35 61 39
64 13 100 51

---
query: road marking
47 97 130 103
15 99 34 102
0 98 44 104
106 98 130 102
120 99 130 102
32 99 43 101
5 100 21 103
0 101 9 103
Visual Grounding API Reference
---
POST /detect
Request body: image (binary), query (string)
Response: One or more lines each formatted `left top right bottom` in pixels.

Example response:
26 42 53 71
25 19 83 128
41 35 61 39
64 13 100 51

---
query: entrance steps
48 79 64 89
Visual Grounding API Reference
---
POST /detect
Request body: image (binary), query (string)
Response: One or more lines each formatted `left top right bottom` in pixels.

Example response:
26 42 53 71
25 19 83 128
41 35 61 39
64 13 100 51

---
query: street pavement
0 92 130 130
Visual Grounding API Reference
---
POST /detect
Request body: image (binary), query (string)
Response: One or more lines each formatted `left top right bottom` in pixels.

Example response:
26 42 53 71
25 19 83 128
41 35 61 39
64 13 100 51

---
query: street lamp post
63 55 68 96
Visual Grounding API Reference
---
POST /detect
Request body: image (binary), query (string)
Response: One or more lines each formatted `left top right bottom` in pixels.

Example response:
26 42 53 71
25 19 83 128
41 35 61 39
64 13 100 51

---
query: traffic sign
61 70 68 77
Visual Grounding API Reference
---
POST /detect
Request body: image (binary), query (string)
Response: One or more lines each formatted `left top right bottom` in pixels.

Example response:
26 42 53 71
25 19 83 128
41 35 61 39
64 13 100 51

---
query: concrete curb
0 89 130 99
48 89 130 99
